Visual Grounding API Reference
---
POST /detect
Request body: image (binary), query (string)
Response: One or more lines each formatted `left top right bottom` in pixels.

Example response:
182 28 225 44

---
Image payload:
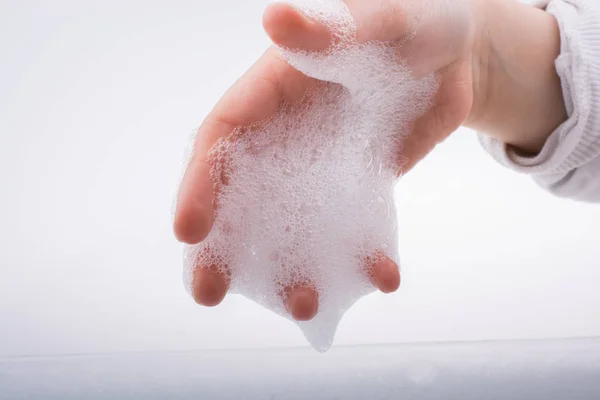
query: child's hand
174 0 481 320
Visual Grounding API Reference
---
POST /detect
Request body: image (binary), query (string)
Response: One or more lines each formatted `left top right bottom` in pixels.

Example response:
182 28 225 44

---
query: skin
174 0 567 321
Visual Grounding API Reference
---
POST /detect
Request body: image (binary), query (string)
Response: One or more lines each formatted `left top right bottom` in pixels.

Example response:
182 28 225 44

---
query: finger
174 48 317 245
174 158 216 244
263 2 332 51
283 283 319 321
366 253 401 294
192 264 231 307
266 0 410 47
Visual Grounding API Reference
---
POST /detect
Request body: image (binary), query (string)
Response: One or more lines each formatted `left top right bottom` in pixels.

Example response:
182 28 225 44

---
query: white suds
183 0 437 352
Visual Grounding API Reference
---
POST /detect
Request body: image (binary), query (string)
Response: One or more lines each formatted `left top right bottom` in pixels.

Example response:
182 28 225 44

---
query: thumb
263 2 332 52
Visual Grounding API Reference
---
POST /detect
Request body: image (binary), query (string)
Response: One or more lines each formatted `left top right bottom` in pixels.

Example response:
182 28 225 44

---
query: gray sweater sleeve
478 0 600 202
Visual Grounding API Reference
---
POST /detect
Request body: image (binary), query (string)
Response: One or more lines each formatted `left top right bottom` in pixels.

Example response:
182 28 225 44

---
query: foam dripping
182 0 437 352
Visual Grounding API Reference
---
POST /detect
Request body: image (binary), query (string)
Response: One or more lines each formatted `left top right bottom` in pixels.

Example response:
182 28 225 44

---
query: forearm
466 0 567 155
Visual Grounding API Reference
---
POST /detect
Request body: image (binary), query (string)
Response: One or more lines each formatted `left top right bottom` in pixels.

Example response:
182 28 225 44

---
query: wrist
466 0 567 154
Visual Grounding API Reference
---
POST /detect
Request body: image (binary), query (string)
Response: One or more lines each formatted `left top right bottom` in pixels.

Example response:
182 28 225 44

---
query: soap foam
182 0 437 352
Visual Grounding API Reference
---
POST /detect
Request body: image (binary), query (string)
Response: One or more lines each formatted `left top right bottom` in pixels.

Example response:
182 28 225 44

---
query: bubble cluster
183 0 437 352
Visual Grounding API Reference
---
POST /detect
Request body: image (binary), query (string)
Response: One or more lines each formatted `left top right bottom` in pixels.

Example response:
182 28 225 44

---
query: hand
174 0 481 320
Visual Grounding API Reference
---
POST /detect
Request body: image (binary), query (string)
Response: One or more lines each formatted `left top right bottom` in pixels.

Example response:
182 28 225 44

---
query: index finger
174 47 318 244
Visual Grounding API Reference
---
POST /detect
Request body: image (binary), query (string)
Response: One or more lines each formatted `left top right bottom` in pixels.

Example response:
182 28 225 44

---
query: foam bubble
182 0 437 352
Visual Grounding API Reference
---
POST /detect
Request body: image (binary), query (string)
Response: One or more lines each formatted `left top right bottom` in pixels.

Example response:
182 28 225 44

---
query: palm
174 0 476 318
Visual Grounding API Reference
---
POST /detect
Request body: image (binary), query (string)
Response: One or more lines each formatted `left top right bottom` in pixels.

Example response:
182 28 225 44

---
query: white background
1 0 599 357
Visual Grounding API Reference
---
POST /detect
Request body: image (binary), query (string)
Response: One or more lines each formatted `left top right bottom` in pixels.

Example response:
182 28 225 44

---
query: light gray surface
2 338 599 399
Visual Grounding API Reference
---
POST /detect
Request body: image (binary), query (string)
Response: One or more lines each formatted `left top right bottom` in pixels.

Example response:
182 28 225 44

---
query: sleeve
478 0 600 202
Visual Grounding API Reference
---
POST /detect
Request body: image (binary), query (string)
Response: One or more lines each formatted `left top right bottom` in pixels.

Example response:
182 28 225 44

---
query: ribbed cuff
479 0 600 178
